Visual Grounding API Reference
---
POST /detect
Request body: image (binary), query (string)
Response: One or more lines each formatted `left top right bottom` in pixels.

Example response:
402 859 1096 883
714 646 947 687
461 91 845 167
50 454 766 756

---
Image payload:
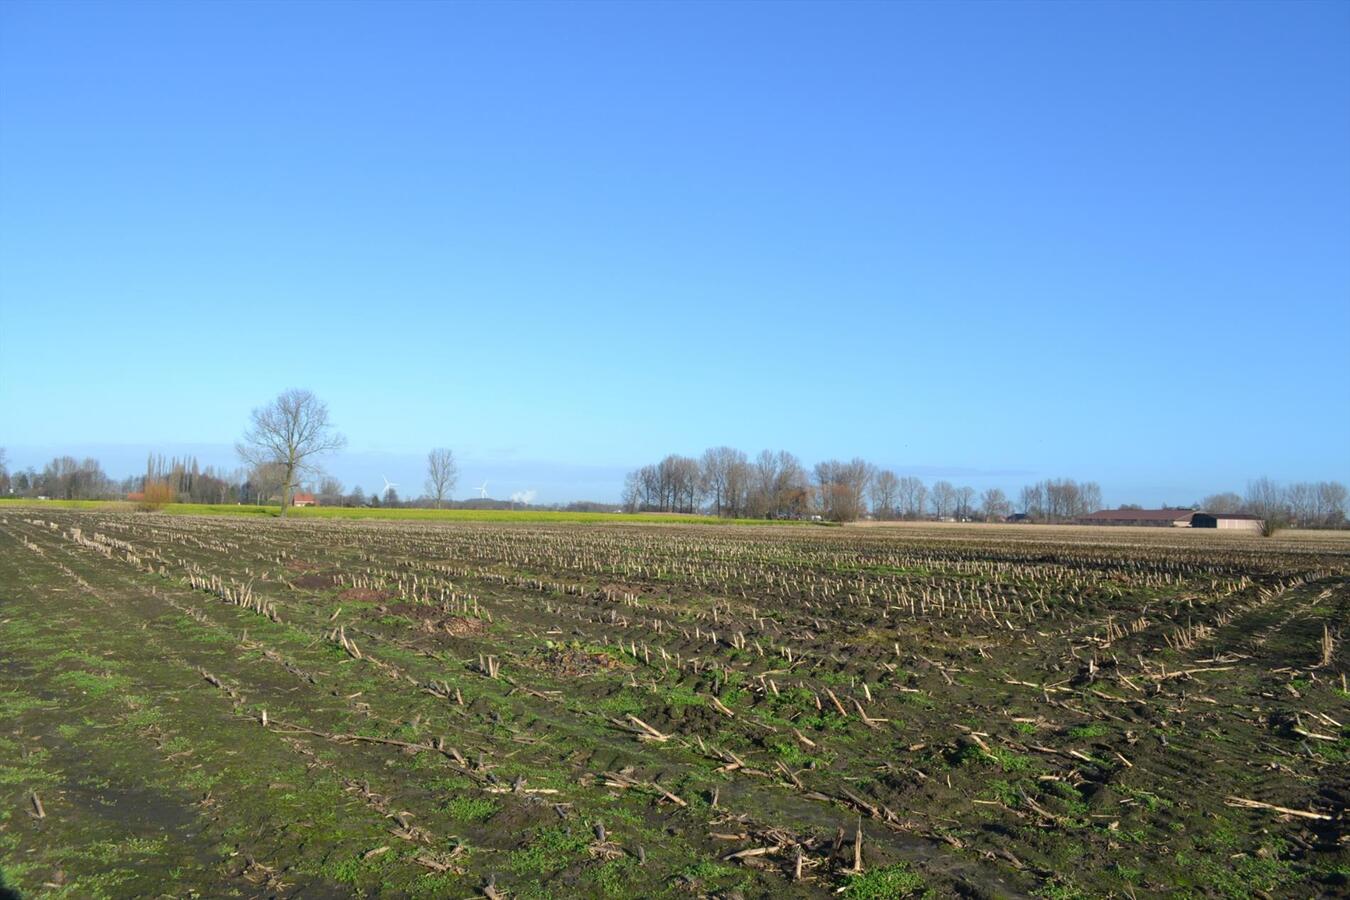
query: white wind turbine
381 475 398 495
478 482 489 499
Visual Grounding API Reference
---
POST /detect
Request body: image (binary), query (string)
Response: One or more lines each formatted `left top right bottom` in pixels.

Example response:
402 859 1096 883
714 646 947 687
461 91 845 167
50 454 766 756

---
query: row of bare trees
0 454 114 501
1016 479 1104 523
143 454 242 504
1202 478 1348 529
622 449 1098 523
623 449 814 518
7 387 1347 528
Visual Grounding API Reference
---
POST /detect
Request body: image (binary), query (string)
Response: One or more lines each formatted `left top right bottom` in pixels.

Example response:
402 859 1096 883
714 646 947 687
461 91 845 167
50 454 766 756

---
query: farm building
1076 508 1198 527
292 493 317 507
1191 512 1264 532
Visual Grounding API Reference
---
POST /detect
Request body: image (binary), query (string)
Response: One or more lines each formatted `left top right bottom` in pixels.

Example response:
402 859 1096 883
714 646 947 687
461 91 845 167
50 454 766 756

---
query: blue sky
2 1 1347 504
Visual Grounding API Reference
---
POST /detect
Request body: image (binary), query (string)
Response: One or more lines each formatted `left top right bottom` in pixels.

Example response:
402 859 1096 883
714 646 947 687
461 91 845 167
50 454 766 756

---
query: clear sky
2 0 1347 505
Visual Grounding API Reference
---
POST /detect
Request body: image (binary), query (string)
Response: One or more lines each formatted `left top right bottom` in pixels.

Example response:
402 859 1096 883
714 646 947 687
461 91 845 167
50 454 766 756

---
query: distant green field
0 498 799 526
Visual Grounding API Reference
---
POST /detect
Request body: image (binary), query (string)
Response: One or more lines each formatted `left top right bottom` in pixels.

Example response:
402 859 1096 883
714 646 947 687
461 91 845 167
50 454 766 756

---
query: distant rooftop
1080 508 1196 522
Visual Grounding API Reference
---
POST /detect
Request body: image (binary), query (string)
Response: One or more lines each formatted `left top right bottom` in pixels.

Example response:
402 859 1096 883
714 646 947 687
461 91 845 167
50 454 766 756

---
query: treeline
623 449 814 518
1197 478 1347 530
0 455 116 501
3 448 1344 528
143 455 245 504
621 451 1345 528
0 448 534 511
1017 479 1104 522
0 451 314 507
622 448 1105 523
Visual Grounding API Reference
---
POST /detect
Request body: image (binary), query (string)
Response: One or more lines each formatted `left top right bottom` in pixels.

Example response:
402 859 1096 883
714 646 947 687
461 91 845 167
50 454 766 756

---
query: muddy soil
1 511 1346 898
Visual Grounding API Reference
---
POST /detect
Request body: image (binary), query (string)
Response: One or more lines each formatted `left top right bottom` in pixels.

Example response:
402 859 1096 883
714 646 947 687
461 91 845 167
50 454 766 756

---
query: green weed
445 796 498 823
841 862 928 898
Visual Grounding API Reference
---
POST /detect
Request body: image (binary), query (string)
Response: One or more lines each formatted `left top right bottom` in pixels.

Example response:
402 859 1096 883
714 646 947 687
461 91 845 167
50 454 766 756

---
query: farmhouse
292 493 317 507
1077 508 1198 527
1191 512 1264 532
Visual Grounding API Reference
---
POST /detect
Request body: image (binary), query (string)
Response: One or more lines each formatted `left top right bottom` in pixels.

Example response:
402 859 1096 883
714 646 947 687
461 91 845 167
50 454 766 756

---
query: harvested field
1 511 1347 898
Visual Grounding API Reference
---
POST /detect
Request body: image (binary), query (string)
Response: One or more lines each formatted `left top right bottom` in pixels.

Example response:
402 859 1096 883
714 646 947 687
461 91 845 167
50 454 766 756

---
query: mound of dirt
439 617 488 636
379 602 489 638
524 646 631 677
339 587 392 602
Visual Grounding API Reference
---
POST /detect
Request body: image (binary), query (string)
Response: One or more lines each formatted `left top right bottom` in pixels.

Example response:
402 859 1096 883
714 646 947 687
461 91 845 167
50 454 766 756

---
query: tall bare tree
1245 477 1284 524
955 485 976 520
425 447 459 509
1285 482 1314 527
870 469 900 519
814 458 873 522
746 450 780 518
1080 481 1102 516
930 480 957 519
980 487 1010 521
318 476 346 507
700 446 747 517
38 456 112 500
1019 483 1044 519
245 461 287 506
724 453 752 518
1316 481 1347 527
1200 492 1243 514
236 389 346 517
897 476 926 519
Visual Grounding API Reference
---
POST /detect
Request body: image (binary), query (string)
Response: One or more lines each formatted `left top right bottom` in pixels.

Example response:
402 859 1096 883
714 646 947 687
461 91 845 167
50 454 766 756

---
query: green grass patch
1068 723 1108 740
52 669 133 699
0 498 803 526
445 796 499 823
841 862 928 898
509 825 591 876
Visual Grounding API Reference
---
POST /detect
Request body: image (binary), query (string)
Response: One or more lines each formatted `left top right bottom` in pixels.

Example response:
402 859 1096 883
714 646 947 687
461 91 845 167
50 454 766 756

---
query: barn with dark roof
1077 508 1198 527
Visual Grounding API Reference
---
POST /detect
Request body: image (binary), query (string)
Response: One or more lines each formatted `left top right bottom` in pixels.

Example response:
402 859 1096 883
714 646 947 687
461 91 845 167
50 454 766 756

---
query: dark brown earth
0 511 1346 899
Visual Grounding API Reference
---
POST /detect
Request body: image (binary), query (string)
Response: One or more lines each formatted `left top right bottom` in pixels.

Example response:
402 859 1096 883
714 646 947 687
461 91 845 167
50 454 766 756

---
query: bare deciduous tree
624 454 703 513
1019 483 1044 519
930 480 957 519
1018 478 1097 522
37 456 112 500
980 488 1010 521
955 485 976 520
1245 477 1284 524
1284 482 1314 528
815 458 874 522
318 476 345 507
246 461 287 506
701 446 748 517
724 453 751 518
897 476 926 519
425 448 459 509
1316 481 1348 527
1080 481 1102 516
236 389 346 517
870 469 900 519
1200 492 1243 514
741 450 808 518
